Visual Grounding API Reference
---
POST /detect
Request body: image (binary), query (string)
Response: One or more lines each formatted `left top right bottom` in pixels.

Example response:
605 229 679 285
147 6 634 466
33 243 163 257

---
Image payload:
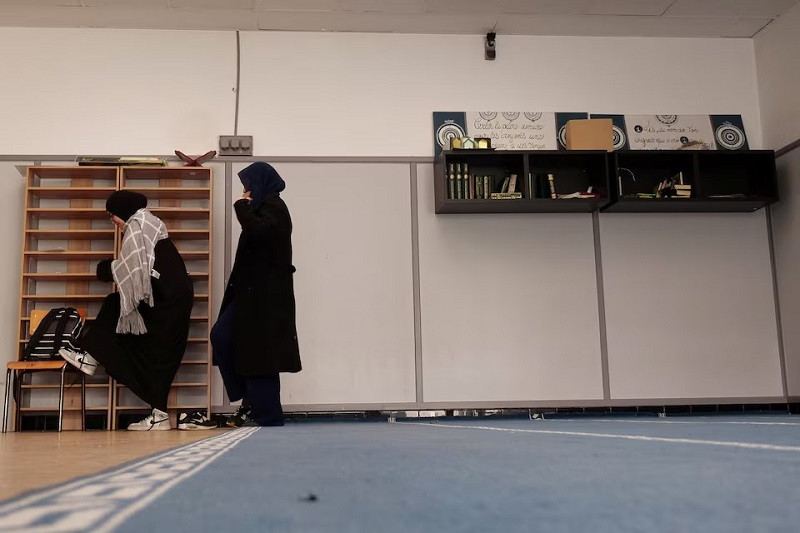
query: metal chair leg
2 368 11 433
81 373 86 431
15 371 22 432
57 365 66 432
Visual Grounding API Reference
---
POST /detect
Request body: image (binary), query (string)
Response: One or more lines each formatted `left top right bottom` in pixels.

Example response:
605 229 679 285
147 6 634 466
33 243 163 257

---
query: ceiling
0 0 797 38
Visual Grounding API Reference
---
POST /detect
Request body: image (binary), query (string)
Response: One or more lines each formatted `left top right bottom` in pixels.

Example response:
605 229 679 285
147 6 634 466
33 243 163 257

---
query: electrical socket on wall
219 135 253 156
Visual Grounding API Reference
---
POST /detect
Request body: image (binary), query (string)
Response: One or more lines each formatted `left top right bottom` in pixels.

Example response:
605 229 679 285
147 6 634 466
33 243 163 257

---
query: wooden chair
2 309 88 433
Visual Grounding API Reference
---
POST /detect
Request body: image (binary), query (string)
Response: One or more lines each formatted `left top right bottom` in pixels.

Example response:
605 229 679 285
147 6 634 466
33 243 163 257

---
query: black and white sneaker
127 408 171 431
226 405 252 428
178 411 217 431
58 347 99 376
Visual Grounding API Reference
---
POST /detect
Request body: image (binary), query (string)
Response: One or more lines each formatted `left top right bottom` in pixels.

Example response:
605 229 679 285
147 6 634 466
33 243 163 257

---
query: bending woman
59 191 195 431
211 162 301 427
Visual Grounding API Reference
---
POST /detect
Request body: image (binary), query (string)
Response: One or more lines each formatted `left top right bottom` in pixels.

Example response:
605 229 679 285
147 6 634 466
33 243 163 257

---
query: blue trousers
210 303 284 426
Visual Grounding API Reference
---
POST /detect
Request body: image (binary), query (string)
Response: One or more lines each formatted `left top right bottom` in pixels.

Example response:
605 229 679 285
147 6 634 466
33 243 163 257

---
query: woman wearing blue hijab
211 162 301 426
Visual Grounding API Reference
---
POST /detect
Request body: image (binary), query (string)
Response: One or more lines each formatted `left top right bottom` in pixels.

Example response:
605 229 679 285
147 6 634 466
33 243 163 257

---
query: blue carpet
2 415 800 532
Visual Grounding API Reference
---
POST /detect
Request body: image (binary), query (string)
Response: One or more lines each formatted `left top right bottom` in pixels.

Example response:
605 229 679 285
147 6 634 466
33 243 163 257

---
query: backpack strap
23 308 63 360
50 308 74 358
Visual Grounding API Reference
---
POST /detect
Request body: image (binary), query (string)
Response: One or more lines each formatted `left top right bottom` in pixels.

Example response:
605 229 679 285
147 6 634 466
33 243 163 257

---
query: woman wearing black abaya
211 161 301 427
58 191 199 431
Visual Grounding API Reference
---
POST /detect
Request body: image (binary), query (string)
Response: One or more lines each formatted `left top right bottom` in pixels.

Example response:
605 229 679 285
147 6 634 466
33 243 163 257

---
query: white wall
756 1 800 398
0 27 780 409
755 1 800 150
772 150 800 398
239 32 763 156
0 28 236 155
601 213 781 400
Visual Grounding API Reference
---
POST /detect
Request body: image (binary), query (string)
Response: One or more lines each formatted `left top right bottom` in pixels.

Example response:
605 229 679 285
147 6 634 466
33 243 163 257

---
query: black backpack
23 307 85 361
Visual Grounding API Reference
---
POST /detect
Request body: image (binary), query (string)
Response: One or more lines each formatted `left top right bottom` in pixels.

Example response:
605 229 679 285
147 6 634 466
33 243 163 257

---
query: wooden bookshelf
15 164 213 431
17 166 118 430
116 165 213 429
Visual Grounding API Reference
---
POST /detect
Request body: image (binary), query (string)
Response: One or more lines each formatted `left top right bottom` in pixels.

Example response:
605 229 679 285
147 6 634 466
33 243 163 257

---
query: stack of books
673 184 692 198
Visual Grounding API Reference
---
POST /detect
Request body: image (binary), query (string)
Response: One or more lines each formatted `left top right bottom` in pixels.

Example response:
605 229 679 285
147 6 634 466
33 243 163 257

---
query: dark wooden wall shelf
435 149 777 214
434 150 610 214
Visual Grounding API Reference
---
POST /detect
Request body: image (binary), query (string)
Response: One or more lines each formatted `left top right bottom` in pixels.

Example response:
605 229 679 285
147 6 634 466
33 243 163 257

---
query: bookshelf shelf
603 150 777 213
435 150 610 213
435 149 778 214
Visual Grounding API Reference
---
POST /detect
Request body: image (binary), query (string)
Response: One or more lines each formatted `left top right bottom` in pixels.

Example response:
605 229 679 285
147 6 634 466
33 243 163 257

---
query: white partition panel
772 150 800 397
230 162 416 406
416 164 604 403
601 213 782 400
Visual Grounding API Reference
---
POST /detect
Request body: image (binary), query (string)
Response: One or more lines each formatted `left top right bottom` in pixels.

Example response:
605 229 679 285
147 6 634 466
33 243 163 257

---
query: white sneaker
127 408 172 431
58 347 99 376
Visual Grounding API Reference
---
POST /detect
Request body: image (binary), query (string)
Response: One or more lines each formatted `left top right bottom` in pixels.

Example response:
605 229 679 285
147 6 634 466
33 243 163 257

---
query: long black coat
219 194 301 376
82 239 194 411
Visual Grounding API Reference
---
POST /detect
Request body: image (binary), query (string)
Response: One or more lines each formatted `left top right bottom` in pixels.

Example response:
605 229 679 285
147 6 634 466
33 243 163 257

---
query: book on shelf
448 163 455 200
490 192 523 200
508 174 517 194
468 174 475 199
76 156 167 166
500 176 510 193
556 192 599 199
456 164 463 199
483 175 490 199
547 174 556 199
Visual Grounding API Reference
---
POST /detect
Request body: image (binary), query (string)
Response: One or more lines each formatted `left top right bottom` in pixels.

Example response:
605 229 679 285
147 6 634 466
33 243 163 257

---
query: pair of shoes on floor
58 347 99 376
128 408 172 431
178 410 217 431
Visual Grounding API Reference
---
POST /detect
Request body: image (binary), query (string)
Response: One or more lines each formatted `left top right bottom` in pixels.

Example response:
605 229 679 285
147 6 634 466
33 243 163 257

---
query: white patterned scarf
112 208 168 334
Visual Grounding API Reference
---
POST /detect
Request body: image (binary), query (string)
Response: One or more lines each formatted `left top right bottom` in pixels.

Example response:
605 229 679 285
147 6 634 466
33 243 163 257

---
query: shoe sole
59 350 97 376
178 423 217 430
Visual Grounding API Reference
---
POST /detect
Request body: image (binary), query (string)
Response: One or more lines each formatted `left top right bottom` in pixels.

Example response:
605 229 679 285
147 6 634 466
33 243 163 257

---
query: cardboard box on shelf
565 118 614 151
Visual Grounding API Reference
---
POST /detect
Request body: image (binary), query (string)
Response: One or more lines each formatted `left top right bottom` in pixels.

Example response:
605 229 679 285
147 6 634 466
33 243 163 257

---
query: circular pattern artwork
655 115 678 125
524 112 542 122
612 125 626 150
715 123 746 150
502 112 520 121
479 112 497 121
436 122 466 148
558 125 568 148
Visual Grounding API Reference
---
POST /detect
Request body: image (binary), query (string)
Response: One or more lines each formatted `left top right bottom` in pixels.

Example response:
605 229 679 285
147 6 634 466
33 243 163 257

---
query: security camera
485 32 496 61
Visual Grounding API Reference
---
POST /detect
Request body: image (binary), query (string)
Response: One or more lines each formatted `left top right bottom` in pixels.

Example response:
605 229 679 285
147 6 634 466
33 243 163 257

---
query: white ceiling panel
0 0 795 37
82 0 167 6
171 0 254 9
0 0 80 5
664 0 799 18
256 11 770 37
0 6 103 26
253 0 340 11
99 7 258 30
423 0 672 16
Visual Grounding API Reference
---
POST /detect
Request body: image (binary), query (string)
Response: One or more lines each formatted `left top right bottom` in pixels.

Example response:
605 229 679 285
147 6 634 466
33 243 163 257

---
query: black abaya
81 239 194 411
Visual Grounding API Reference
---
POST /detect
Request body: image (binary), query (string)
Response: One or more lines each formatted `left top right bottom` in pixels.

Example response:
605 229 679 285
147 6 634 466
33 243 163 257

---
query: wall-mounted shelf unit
604 150 777 213
434 150 610 214
435 149 777 214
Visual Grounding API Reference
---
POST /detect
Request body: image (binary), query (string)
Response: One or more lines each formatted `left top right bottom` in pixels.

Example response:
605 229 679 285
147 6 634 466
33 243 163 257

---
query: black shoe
178 410 217 430
226 405 251 427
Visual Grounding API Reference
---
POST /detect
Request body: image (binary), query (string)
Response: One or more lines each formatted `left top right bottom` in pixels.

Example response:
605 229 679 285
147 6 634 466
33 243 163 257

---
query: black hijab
238 162 285 208
106 190 148 222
